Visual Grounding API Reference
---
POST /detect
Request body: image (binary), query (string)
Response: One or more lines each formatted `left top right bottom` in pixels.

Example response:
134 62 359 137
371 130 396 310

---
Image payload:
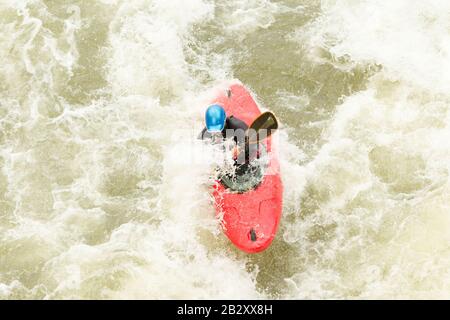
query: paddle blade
248 111 278 144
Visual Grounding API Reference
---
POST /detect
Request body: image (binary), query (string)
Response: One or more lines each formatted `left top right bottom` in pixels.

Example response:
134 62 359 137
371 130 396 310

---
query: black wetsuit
199 115 258 170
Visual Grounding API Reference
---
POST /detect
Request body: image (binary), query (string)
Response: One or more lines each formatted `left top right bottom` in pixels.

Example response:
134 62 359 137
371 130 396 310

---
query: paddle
240 111 278 163
248 111 278 144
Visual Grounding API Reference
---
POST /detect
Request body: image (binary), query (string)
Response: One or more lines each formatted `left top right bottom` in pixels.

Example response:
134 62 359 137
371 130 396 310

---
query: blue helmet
205 104 226 132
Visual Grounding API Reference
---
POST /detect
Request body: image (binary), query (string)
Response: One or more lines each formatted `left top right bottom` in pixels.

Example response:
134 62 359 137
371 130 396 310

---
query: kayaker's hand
232 145 240 160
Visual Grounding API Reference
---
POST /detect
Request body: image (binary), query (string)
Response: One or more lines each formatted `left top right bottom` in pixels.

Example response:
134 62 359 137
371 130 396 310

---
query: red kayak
211 83 283 253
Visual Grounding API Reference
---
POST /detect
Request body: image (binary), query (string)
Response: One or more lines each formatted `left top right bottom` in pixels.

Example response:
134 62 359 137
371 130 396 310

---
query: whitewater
0 0 449 299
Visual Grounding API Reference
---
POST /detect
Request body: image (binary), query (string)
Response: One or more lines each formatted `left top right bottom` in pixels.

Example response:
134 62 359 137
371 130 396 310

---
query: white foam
106 0 214 97
284 0 450 298
299 0 450 93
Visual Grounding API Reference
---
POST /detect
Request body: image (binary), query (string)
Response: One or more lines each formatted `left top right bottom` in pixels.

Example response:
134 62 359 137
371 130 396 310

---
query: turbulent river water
1 0 450 299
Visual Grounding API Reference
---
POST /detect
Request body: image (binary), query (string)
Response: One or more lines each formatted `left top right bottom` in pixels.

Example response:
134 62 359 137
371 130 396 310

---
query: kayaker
198 104 257 165
198 104 247 141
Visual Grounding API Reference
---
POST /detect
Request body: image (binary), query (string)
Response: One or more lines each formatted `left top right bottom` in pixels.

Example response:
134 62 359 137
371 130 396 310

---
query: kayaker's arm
225 116 248 146
226 116 248 132
197 127 212 140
